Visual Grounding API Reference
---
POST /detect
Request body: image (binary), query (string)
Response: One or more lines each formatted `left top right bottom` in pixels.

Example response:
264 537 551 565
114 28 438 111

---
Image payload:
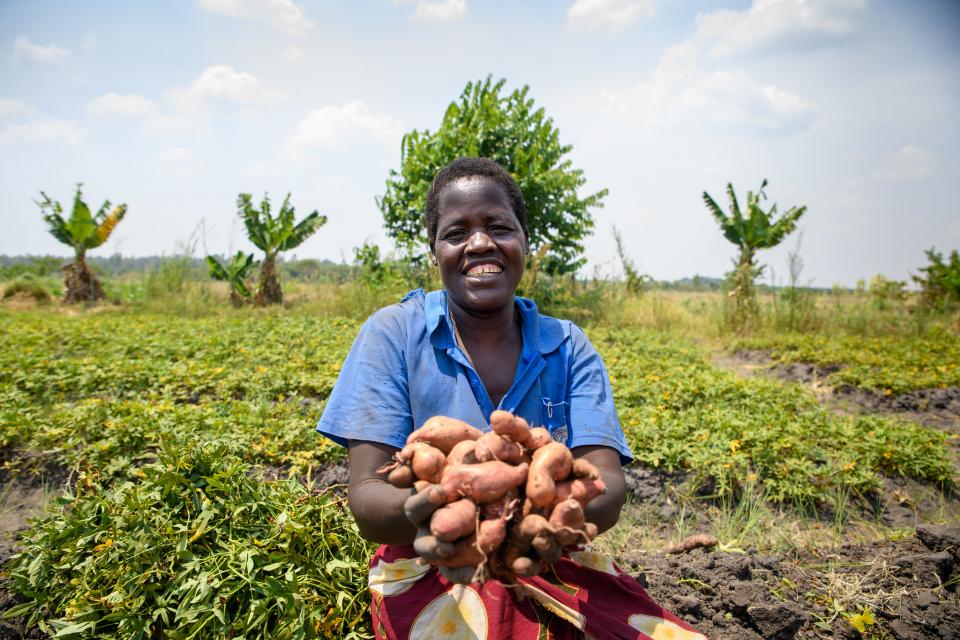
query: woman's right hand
347 440 422 545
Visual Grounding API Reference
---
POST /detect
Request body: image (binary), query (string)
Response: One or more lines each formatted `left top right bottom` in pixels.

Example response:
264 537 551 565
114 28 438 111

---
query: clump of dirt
626 524 960 639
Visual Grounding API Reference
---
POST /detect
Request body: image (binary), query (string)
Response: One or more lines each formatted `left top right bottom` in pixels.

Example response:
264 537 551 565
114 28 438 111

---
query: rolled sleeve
565 326 634 464
316 307 413 450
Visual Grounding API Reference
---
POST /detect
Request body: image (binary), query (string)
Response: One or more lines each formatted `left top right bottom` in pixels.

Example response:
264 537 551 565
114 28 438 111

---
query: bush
913 247 960 310
6 439 375 639
3 274 53 303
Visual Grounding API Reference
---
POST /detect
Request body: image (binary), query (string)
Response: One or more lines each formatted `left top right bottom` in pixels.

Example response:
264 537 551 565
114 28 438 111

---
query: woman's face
433 176 526 314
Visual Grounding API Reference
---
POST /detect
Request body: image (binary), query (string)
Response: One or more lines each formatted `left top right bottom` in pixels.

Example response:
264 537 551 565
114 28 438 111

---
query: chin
450 282 516 312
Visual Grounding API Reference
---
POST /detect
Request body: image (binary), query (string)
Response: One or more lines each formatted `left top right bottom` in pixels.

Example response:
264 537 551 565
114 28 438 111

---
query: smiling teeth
467 265 502 276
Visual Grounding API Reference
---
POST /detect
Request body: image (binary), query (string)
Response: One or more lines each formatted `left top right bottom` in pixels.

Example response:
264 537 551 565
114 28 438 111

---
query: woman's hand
570 445 627 534
347 440 421 544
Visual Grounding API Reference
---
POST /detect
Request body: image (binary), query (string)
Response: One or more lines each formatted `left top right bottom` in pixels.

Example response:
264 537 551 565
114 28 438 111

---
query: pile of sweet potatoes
378 410 606 584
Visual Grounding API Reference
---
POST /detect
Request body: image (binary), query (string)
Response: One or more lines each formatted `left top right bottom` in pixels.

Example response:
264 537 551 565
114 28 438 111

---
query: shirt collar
424 289 566 357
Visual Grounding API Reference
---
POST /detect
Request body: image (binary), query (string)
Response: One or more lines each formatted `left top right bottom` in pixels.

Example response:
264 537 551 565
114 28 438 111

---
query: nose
465 230 495 253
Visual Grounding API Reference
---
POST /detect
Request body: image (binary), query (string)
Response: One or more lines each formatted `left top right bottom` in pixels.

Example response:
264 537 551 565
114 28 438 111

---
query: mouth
464 262 503 279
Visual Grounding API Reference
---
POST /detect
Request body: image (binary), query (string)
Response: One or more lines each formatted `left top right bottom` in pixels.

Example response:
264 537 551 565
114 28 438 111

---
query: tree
912 247 960 310
237 193 327 305
35 184 127 304
702 180 806 327
205 251 256 308
377 76 607 274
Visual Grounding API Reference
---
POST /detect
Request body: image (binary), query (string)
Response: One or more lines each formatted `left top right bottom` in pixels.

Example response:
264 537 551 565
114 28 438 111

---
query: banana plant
237 193 327 305
36 184 127 304
205 252 256 308
703 180 806 326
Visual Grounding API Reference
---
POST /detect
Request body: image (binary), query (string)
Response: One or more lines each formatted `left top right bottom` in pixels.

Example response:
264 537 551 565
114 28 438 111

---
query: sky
1 0 958 287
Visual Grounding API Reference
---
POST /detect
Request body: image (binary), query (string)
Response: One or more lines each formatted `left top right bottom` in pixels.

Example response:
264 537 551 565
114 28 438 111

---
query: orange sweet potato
397 442 446 483
532 532 561 563
519 514 550 542
407 416 483 453
552 477 606 508
430 498 478 542
441 461 529 503
474 432 525 464
500 522 532 570
526 427 553 450
445 439 479 467
480 488 518 520
511 556 540 577
526 442 573 509
549 498 586 546
476 517 507 553
490 410 533 448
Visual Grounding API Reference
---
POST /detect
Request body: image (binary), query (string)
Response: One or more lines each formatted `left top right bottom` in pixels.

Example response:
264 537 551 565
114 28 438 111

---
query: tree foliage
913 247 960 310
237 193 326 305
377 76 607 274
703 180 806 328
35 184 127 303
205 251 256 307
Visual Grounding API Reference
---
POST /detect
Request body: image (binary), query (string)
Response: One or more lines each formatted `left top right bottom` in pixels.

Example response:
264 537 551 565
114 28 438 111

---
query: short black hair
425 157 528 250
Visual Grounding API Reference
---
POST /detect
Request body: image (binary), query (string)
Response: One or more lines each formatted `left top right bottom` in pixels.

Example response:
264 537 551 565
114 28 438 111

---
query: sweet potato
526 427 553 450
489 410 532 448
550 498 586 546
438 565 477 584
480 488 518 520
519 514 550 542
476 517 507 553
397 442 446 483
407 416 483 453
511 556 539 577
403 483 451 525
474 432 525 464
552 477 606 508
413 526 455 561
571 458 602 481
526 442 573 509
500 522 532 569
532 532 561 563
582 522 598 542
386 464 414 488
413 479 431 493
445 439 478 467
441 461 529 503
430 498 478 542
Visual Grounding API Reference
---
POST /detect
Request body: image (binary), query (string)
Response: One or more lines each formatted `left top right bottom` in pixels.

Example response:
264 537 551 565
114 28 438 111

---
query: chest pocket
538 343 570 445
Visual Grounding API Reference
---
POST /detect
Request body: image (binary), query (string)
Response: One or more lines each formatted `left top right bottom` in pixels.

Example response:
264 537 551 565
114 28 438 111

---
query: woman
317 157 704 639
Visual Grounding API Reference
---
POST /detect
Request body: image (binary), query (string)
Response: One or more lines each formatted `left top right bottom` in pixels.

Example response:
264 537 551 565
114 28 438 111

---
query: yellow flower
729 439 741 454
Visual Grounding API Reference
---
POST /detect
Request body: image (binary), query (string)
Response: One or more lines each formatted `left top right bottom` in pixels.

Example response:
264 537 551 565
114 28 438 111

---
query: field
1 281 958 639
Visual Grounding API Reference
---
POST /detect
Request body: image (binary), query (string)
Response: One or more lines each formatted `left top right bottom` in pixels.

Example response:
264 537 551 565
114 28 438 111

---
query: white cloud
156 146 203 178
0 97 26 118
566 0 656 32
88 93 159 119
11 36 70 63
289 101 402 151
0 117 85 145
875 144 934 181
198 0 313 35
606 40 814 134
395 0 468 22
695 0 866 58
185 64 283 103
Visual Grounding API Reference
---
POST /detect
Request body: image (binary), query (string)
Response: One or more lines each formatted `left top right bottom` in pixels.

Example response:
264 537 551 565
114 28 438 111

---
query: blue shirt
315 289 632 463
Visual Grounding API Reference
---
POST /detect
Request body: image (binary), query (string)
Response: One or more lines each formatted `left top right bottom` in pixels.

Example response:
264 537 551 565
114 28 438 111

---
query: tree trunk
729 248 758 330
229 288 245 308
255 254 283 305
62 251 105 304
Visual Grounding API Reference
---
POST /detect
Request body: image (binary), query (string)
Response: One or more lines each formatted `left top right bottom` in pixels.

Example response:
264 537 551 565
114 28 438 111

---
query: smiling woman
316 158 703 639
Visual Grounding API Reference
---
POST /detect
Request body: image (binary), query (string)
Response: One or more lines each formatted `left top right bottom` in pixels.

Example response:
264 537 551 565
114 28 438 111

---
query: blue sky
1 0 958 286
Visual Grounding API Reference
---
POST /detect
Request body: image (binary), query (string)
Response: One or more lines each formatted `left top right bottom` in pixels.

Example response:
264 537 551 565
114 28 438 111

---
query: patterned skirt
368 544 707 639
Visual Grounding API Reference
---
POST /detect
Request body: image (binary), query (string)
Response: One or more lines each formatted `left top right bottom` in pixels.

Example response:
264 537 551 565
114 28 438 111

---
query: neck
447 296 517 346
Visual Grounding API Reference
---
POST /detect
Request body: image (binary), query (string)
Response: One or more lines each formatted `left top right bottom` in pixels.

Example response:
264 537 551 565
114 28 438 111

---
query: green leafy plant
378 76 607 274
35 184 127 304
913 247 960 310
205 251 256 307
238 193 327 305
6 440 374 639
702 180 806 329
613 225 650 296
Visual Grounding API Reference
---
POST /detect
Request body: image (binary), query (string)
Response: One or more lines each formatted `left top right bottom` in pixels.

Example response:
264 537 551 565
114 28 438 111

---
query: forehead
436 176 514 223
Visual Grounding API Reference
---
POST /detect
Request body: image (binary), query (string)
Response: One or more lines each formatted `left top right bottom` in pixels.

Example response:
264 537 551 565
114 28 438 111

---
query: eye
442 228 467 241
